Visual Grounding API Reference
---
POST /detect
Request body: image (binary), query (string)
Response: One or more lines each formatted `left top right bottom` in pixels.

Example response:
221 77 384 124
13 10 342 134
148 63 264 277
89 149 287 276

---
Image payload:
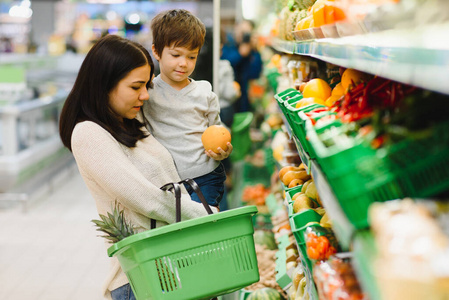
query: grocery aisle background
0 163 109 300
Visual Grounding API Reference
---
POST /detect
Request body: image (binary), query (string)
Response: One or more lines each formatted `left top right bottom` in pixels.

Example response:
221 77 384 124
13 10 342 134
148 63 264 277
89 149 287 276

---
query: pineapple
286 9 307 40
297 0 317 10
91 201 136 243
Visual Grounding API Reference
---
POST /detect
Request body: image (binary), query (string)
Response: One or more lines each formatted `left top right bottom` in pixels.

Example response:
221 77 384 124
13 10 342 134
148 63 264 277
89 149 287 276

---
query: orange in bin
310 0 347 28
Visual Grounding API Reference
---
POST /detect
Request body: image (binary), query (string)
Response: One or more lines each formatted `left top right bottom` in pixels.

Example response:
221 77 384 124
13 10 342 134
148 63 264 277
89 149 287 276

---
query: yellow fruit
331 83 344 97
341 68 372 91
295 15 313 31
279 166 297 181
292 192 304 201
303 78 332 100
301 180 312 193
292 268 304 289
325 95 341 107
320 212 332 228
282 170 310 186
201 125 231 153
266 114 283 128
273 145 284 162
288 178 304 188
293 194 314 213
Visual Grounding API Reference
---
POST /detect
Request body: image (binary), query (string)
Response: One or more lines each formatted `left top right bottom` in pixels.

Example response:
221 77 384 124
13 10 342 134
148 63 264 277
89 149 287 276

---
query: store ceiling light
126 13 140 25
241 0 258 21
8 0 32 19
106 10 119 21
86 0 127 3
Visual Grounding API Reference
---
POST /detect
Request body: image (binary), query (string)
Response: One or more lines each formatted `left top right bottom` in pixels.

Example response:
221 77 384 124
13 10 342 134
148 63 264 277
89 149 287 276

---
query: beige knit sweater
71 121 215 299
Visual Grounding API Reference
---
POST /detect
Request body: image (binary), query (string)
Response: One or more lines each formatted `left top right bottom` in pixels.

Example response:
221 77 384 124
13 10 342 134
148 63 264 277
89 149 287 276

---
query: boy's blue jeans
184 163 226 207
111 284 135 300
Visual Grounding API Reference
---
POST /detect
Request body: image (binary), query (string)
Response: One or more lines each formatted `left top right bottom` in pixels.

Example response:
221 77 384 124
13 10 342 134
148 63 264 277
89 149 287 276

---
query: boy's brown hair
151 9 206 57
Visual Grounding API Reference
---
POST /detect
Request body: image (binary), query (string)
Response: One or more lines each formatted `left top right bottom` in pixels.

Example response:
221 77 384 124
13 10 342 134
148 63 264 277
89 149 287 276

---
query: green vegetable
247 287 284 300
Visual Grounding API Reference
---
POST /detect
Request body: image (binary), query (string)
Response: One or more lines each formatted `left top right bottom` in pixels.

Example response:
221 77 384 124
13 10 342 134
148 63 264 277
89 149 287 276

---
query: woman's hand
205 142 233 161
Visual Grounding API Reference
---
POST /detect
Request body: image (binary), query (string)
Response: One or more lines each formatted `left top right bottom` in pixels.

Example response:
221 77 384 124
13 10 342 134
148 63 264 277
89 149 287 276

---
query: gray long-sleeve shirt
143 75 221 179
218 59 239 108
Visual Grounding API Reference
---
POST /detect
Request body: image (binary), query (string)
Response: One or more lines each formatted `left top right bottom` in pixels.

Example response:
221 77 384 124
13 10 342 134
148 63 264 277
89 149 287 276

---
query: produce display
304 226 338 262
244 244 287 298
247 287 285 300
272 0 441 41
243 183 272 206
313 256 367 300
368 199 449 300
234 1 449 299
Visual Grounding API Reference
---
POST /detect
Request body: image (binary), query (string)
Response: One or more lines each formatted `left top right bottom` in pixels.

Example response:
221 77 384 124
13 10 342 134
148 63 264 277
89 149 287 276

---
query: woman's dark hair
59 34 154 151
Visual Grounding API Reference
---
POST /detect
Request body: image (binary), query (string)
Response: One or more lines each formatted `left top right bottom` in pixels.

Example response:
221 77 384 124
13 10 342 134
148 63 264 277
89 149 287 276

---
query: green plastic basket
266 70 281 93
284 102 326 157
307 119 449 228
289 216 321 283
242 162 272 187
383 121 449 198
108 206 259 300
239 289 252 300
285 185 303 204
274 88 301 117
298 111 337 160
307 126 406 228
231 112 254 162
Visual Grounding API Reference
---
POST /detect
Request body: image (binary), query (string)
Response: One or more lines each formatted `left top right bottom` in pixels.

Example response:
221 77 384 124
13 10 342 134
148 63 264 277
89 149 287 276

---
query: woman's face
109 64 151 121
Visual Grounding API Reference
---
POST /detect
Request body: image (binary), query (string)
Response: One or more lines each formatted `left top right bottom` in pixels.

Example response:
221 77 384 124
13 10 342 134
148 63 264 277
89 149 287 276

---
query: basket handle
160 182 182 223
151 179 214 229
179 178 214 215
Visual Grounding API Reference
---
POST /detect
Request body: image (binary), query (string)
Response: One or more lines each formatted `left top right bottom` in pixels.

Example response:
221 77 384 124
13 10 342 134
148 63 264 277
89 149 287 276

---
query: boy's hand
205 142 233 161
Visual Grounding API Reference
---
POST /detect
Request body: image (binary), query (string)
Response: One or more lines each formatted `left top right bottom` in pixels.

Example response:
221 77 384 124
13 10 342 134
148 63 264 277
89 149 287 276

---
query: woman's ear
151 45 160 61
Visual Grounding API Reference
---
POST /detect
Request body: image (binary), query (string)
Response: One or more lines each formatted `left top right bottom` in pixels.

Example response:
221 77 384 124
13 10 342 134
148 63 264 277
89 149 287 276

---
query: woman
59 34 215 300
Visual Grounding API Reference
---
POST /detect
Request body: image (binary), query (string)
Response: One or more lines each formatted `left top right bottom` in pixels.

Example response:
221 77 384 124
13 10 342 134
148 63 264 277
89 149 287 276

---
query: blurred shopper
221 19 263 112
59 34 216 300
143 9 232 209
218 28 241 128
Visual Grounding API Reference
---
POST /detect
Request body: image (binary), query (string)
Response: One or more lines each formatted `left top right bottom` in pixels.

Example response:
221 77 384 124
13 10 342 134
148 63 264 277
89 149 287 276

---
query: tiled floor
0 163 110 300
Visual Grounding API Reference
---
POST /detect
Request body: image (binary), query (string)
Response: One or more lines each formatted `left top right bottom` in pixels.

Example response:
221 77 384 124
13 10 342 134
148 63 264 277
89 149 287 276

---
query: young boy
143 9 232 208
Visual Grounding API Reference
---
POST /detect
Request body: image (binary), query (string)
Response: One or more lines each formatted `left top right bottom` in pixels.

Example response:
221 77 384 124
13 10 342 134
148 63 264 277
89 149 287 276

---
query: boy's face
152 44 199 90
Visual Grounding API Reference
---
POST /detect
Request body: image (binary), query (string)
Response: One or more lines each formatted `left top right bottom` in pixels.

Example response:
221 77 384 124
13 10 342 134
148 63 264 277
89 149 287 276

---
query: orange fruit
341 69 372 91
331 83 344 97
303 78 332 101
299 82 307 93
325 95 341 107
312 3 326 27
201 125 231 153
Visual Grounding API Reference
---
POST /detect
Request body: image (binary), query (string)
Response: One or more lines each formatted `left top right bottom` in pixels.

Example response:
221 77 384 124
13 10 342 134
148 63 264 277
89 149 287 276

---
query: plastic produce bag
313 255 368 300
304 225 338 262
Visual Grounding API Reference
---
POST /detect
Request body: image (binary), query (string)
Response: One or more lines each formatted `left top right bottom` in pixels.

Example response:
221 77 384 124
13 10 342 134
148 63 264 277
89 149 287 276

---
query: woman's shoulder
73 120 103 133
72 121 113 145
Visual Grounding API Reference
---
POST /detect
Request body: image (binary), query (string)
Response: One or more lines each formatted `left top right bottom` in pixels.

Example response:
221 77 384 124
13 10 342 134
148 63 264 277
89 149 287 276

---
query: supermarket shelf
283 109 355 249
310 160 355 251
352 231 382 300
272 22 449 95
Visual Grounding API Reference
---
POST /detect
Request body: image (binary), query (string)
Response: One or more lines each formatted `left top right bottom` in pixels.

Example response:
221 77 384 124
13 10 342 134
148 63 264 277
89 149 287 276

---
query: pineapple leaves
91 201 136 244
